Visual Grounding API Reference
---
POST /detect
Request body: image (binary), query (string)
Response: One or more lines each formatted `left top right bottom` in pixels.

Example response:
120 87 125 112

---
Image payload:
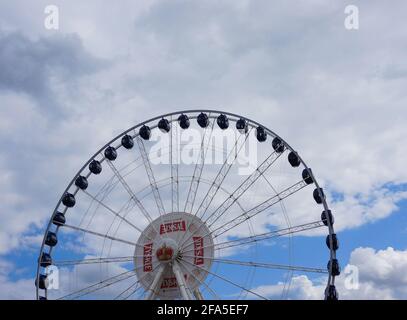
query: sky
1 0 407 299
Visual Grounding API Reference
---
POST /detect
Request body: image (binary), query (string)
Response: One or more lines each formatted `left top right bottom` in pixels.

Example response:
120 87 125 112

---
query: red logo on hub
193 236 204 265
159 220 186 235
143 243 153 272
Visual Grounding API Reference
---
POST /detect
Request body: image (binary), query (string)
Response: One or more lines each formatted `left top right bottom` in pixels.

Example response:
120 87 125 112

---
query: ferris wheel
35 110 339 300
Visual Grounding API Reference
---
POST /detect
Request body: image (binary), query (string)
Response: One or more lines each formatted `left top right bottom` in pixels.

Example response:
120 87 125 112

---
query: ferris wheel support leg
146 264 165 300
172 261 194 300
193 289 204 300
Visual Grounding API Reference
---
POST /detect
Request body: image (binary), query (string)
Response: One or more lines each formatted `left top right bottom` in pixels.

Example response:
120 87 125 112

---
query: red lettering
143 243 153 272
159 220 186 234
193 237 204 265
160 274 188 289
161 277 178 289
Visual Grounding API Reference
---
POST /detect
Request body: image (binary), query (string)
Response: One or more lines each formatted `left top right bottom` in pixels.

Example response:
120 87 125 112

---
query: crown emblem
156 245 174 261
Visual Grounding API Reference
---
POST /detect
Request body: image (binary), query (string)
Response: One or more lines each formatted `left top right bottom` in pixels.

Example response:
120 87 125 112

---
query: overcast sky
1 0 407 299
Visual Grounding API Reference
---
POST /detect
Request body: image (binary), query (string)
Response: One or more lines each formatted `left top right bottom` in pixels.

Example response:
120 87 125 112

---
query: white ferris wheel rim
35 109 338 300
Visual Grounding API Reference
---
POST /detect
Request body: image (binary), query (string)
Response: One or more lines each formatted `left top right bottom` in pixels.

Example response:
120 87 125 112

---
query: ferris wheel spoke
58 268 138 300
181 220 325 254
131 287 148 300
105 160 155 224
179 179 308 251
53 256 135 266
184 117 215 214
204 150 283 228
114 282 143 300
136 137 166 216
182 256 327 274
178 181 245 249
77 175 118 233
170 116 180 213
195 128 254 221
177 259 220 300
82 189 144 234
210 179 309 239
181 258 268 300
115 263 162 300
128 285 149 300
62 223 137 247
215 220 324 250
178 127 253 249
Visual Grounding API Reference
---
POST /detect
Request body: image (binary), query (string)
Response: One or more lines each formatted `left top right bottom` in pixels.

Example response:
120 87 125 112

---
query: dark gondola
256 126 267 142
288 151 301 167
104 146 117 161
178 114 190 129
197 112 209 128
45 232 58 247
158 118 171 133
139 125 151 140
217 114 229 130
121 134 134 149
52 211 66 226
236 118 248 134
75 175 88 190
62 193 75 207
89 160 102 174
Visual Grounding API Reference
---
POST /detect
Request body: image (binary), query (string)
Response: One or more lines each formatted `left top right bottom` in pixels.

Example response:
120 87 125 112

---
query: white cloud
1 0 407 299
251 247 407 299
0 259 34 299
252 275 325 300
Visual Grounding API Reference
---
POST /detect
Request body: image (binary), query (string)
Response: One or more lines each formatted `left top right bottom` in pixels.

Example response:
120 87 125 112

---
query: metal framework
36 109 338 300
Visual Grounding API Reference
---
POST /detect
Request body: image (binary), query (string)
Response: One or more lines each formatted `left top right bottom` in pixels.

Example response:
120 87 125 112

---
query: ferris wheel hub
134 212 214 299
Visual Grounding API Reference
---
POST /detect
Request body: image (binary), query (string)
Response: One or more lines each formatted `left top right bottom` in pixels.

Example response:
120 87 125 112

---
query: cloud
0 30 105 113
250 246 407 299
0 258 134 300
0 0 407 299
0 275 35 299
0 29 105 254
0 259 35 299
252 275 325 300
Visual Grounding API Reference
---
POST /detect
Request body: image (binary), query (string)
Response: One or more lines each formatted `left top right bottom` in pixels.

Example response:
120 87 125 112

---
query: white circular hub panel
134 212 214 299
